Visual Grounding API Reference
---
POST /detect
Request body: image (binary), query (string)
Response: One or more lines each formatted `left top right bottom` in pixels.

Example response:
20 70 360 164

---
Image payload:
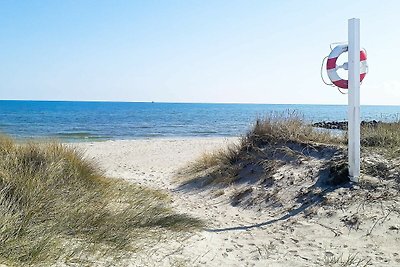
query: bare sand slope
75 138 400 267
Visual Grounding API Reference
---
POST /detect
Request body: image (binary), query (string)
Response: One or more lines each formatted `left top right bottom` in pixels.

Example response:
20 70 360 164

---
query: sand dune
75 138 400 266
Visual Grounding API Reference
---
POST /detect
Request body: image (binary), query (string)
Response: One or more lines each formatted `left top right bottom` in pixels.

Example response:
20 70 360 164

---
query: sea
1 100 400 142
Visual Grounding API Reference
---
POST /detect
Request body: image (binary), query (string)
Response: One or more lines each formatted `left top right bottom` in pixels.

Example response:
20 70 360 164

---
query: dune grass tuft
180 113 344 187
361 122 400 155
182 113 400 189
245 113 343 147
0 136 201 266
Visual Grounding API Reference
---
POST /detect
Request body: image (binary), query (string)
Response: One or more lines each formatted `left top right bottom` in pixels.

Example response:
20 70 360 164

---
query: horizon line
1 99 400 107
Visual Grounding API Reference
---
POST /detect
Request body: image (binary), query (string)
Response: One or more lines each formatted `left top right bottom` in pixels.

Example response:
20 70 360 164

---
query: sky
0 0 399 105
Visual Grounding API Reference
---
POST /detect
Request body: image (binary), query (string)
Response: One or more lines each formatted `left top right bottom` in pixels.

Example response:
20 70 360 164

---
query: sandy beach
74 138 400 267
3 1 400 266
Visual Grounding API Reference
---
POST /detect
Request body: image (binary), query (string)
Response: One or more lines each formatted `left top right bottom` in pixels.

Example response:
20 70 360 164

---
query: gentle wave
189 130 219 134
54 132 110 141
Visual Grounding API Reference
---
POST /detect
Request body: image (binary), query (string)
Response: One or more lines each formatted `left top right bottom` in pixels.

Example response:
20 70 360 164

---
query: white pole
348 18 361 182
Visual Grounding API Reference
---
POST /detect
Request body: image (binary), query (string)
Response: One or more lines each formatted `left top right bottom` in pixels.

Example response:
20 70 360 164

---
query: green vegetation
0 136 201 266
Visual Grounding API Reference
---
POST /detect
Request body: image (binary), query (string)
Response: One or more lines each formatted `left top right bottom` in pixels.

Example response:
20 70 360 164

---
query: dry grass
323 252 372 266
180 113 344 187
182 113 400 189
0 136 201 266
245 113 344 147
361 122 400 156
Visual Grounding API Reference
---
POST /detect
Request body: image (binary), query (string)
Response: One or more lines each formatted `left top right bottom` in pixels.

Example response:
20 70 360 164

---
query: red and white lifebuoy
326 44 368 89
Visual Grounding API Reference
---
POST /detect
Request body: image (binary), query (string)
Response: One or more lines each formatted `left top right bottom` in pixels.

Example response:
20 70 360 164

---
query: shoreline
66 135 240 144
4 134 241 144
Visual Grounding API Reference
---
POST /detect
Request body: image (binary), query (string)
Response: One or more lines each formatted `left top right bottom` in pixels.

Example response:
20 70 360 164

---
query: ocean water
1 100 400 141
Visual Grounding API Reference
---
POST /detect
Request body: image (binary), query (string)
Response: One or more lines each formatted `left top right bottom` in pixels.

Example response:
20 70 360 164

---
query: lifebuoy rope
320 56 347 94
320 56 333 86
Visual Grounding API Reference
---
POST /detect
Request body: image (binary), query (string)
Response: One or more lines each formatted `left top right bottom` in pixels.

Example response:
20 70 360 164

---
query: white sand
74 138 400 267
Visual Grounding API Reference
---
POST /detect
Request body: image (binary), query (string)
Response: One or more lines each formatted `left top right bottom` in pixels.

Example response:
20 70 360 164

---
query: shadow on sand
204 164 352 232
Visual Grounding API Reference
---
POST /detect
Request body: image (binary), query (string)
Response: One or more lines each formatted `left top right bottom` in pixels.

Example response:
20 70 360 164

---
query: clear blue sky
0 0 399 105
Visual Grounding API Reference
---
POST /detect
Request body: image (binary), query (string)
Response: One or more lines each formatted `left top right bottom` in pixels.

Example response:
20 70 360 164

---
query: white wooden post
348 18 361 182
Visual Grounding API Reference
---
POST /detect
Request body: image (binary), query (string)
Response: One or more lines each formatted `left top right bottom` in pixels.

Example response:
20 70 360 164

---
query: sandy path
74 138 400 267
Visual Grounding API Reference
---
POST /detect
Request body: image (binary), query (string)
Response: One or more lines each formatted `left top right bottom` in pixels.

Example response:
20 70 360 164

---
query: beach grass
181 113 344 186
0 136 201 266
182 113 400 187
361 121 400 155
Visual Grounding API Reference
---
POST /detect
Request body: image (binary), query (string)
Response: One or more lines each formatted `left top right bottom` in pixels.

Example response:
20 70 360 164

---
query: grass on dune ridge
182 113 344 186
182 112 400 186
0 136 201 266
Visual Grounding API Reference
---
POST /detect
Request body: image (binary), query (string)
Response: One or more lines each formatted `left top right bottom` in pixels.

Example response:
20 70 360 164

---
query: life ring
326 44 368 89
